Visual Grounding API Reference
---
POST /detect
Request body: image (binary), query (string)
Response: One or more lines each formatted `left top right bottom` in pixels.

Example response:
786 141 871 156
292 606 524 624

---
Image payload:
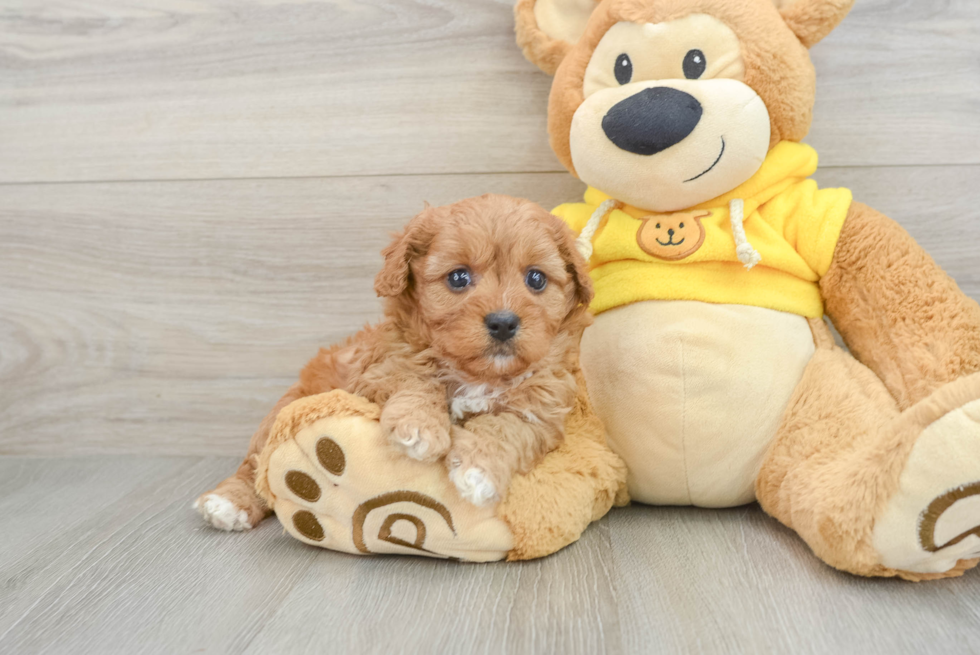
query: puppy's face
376 195 592 381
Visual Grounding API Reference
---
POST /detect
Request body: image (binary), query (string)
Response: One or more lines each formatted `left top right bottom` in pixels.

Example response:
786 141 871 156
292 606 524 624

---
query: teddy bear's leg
814 202 980 579
820 202 980 410
757 322 980 580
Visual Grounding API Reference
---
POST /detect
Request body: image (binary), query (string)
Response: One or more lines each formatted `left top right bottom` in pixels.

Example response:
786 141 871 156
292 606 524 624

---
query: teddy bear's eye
683 49 706 79
656 223 661 229
447 268 472 290
614 53 632 85
679 222 685 229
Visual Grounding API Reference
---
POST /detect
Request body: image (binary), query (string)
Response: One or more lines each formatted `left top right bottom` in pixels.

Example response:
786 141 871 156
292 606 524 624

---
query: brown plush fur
770 203 980 580
821 202 980 410
515 0 853 76
500 369 630 559
779 0 854 48
515 0 576 76
197 194 596 525
757 318 980 580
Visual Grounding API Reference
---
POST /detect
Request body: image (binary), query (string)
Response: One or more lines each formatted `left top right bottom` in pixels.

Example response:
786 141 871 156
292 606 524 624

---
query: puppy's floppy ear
514 0 600 75
544 212 594 309
777 0 854 48
374 208 439 298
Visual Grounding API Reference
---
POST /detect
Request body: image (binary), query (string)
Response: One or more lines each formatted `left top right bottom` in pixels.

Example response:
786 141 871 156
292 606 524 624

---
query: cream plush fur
582 301 814 506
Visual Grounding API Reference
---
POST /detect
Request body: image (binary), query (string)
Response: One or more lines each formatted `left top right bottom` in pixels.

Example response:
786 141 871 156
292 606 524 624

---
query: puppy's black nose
485 311 520 342
602 87 702 156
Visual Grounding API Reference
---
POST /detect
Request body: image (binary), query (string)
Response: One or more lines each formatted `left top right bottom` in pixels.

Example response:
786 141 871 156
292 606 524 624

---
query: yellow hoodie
552 141 852 318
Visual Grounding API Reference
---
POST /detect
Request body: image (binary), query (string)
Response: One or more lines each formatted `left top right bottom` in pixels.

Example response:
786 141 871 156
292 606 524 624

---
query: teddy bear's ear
514 0 600 75
777 0 855 48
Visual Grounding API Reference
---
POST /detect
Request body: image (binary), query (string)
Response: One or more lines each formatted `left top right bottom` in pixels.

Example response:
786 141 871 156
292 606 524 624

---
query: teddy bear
254 0 980 579
512 0 980 579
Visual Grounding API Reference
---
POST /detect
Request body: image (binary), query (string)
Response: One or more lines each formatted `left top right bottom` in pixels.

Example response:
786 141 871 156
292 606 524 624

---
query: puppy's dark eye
525 269 547 292
683 49 706 79
447 268 471 290
614 53 632 85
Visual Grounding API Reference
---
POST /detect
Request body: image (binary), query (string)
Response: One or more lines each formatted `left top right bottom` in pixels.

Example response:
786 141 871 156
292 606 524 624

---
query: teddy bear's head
515 0 854 212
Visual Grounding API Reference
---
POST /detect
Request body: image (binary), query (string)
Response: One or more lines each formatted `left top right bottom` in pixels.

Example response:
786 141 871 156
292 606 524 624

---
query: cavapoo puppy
195 194 594 531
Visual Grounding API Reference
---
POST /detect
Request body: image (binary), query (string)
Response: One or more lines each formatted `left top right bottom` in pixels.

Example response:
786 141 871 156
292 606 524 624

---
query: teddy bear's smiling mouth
656 237 686 247
683 136 726 183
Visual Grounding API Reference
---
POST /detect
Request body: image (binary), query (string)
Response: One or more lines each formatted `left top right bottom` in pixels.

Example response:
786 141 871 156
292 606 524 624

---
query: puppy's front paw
383 413 451 462
448 462 499 507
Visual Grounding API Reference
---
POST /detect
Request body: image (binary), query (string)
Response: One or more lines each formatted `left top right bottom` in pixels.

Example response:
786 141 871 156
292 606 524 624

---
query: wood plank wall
2 0 978 455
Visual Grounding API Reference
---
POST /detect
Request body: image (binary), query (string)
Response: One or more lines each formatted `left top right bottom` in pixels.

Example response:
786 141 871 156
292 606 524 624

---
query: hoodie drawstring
575 198 621 260
730 199 762 269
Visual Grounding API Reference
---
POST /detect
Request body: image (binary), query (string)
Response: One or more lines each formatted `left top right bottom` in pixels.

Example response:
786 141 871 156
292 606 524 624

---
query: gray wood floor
2 456 978 655
2 0 979 653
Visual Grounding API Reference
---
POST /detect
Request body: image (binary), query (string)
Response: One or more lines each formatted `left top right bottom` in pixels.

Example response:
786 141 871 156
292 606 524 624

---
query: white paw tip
196 493 251 531
450 467 498 506
397 427 430 460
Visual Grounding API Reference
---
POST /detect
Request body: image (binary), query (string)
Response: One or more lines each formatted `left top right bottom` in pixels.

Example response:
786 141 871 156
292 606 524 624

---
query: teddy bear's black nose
485 311 520 342
602 87 703 156
668 228 675 237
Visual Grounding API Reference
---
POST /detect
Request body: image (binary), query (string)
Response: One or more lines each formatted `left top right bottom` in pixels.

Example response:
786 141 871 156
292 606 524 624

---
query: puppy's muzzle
485 311 520 342
601 87 703 156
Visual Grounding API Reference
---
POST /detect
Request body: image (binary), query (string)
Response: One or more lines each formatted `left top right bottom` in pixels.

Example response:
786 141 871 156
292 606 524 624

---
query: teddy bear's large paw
873 398 980 576
257 391 514 561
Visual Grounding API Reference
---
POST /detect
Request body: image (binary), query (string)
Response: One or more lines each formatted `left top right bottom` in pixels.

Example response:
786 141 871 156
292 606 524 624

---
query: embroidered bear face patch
636 211 711 260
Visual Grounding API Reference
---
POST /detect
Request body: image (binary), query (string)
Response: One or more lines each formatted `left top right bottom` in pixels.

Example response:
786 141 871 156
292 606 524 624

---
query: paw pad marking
316 436 345 475
285 470 321 502
378 513 427 550
352 491 455 554
919 481 980 552
293 510 325 542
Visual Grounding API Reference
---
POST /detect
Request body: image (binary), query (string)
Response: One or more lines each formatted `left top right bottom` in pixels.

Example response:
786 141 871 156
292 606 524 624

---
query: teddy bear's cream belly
581 300 815 507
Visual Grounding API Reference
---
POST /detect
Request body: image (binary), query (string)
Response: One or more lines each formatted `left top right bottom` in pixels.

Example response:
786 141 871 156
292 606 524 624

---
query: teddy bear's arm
820 202 980 410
